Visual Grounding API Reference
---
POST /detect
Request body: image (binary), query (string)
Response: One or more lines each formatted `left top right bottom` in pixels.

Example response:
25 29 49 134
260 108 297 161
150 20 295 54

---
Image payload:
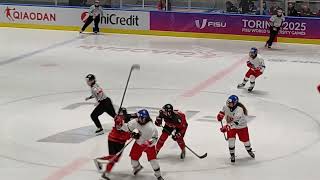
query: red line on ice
181 57 247 97
44 157 90 180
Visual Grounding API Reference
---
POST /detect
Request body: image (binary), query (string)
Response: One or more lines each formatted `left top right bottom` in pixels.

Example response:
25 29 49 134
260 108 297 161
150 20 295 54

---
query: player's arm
85 95 94 101
269 16 275 27
217 107 226 122
89 5 95 16
177 113 188 134
247 60 254 69
155 110 164 127
99 6 104 17
120 118 138 132
256 57 266 73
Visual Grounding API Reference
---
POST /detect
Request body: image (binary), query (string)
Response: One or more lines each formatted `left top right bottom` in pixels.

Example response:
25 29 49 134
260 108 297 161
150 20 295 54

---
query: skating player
85 74 116 135
93 108 132 180
155 104 188 159
265 8 285 48
216 95 255 163
80 0 103 34
118 109 164 180
237 47 265 92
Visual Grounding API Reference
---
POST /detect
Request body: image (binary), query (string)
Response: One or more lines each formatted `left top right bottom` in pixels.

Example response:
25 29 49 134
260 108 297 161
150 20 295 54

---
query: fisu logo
195 19 227 29
195 19 207 29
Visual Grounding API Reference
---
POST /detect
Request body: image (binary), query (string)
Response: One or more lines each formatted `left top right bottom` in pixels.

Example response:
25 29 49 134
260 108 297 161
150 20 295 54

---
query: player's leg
81 16 94 32
101 141 126 179
91 103 105 134
238 127 255 158
146 146 164 180
176 130 187 159
266 27 275 47
130 143 144 175
156 126 173 154
238 69 253 88
93 15 100 33
267 28 278 48
270 28 279 47
248 71 262 92
227 129 237 163
103 97 116 118
176 138 186 159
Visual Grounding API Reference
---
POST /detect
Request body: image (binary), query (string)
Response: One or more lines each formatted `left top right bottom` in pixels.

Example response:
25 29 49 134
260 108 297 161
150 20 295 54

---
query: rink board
1 4 320 45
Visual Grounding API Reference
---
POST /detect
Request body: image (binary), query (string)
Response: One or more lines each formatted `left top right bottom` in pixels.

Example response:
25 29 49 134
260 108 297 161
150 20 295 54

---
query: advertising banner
0 5 150 30
150 12 320 39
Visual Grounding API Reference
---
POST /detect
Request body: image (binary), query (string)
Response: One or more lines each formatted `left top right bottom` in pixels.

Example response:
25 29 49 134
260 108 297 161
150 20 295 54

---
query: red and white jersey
248 54 266 72
121 120 158 146
221 105 247 129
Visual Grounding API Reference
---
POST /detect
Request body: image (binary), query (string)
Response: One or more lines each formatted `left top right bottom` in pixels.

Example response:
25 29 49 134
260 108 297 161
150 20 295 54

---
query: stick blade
131 64 140 71
199 153 208 159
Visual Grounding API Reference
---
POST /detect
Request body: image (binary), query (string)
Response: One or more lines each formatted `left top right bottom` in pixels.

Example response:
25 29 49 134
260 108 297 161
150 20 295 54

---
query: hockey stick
220 121 228 141
119 64 140 110
160 125 207 159
94 138 134 170
93 65 140 171
185 145 207 159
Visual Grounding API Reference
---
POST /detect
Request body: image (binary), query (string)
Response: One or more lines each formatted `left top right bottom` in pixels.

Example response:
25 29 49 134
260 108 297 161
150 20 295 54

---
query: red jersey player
94 108 132 180
217 95 255 163
237 47 266 92
155 104 188 159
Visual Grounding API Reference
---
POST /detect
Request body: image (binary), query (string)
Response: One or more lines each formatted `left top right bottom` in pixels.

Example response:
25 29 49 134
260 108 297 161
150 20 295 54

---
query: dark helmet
118 107 128 115
86 74 96 81
163 104 173 112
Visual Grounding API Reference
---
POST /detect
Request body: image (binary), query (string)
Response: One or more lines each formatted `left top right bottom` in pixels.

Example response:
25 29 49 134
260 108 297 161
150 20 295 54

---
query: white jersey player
237 47 265 92
118 109 164 180
216 95 255 163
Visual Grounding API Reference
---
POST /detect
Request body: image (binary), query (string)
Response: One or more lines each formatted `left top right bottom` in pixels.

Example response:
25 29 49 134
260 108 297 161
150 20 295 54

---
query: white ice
0 27 319 180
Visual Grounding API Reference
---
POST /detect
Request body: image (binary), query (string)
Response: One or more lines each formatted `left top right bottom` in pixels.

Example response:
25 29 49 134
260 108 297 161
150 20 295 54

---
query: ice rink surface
0 27 319 180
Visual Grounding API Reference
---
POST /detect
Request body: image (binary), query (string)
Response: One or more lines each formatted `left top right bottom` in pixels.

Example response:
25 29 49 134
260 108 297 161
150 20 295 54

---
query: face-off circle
0 88 319 174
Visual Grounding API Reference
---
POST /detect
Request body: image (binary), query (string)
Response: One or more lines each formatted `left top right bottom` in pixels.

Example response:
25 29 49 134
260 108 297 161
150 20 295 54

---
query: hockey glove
155 117 162 127
217 111 225 121
220 125 230 133
131 132 141 140
247 61 254 69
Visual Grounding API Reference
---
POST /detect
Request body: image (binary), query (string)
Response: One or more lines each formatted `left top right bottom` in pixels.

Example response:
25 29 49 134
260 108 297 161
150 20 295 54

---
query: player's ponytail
237 102 248 116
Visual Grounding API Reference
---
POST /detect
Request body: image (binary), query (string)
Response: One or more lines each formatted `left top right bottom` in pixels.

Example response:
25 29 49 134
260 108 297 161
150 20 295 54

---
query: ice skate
133 164 143 175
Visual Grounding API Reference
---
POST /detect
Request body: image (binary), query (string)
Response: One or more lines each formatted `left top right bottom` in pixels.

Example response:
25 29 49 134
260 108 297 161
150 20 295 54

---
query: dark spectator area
1 0 320 17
